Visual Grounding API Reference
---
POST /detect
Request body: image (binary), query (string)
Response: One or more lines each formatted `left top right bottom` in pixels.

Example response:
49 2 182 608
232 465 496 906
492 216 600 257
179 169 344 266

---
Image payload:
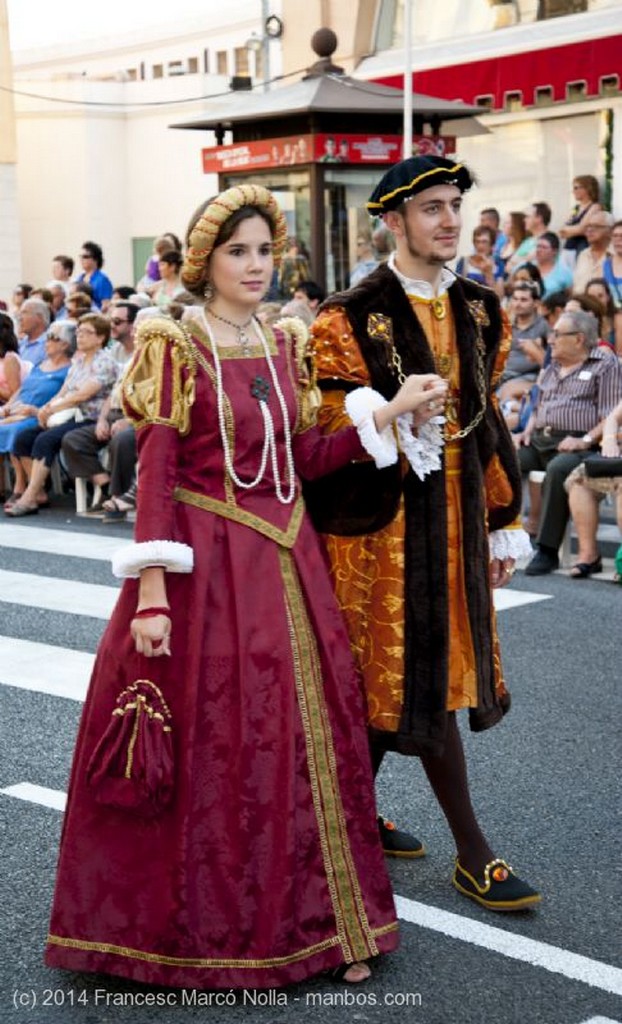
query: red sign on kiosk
201 133 455 173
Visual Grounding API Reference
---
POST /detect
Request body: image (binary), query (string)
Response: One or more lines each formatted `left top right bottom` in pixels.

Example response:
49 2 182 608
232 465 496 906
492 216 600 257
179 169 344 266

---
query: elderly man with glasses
516 308 622 574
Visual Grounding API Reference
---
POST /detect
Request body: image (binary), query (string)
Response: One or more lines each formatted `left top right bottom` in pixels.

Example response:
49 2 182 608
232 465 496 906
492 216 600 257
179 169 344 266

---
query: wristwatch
581 433 593 446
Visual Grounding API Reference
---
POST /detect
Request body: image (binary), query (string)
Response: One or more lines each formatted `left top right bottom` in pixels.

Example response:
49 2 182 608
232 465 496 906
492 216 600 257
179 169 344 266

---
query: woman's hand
130 612 171 658
374 374 448 432
490 557 516 589
601 435 620 458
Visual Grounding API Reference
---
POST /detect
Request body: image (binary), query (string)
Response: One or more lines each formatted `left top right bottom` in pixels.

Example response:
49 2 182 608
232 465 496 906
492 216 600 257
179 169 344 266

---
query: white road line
395 895 622 997
579 1018 622 1023
0 523 123 562
0 569 119 619
1 783 66 811
494 589 552 611
0 637 92 701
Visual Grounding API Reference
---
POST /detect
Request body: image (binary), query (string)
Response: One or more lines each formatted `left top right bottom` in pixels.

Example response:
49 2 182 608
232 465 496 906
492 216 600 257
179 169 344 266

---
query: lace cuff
344 388 398 469
488 528 533 562
112 540 194 579
396 415 445 481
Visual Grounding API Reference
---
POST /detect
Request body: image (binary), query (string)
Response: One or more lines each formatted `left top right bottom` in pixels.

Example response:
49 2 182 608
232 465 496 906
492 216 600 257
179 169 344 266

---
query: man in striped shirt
517 308 622 574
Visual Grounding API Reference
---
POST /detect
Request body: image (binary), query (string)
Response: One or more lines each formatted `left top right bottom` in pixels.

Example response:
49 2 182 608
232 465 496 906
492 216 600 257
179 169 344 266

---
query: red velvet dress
45 318 399 989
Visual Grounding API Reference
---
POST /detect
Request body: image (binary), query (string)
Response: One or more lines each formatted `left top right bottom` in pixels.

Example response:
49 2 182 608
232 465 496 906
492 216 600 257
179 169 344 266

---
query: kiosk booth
174 29 484 294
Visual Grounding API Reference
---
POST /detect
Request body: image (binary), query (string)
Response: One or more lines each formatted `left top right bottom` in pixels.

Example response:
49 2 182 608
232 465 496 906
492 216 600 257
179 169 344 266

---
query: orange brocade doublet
313 296 509 735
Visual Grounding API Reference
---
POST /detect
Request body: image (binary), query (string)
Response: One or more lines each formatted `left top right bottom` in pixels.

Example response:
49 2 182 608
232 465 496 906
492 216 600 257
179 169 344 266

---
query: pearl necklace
206 306 254 354
201 310 296 504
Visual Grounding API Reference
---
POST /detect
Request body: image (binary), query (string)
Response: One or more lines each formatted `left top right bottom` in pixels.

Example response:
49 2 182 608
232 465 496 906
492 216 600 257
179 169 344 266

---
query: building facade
2 0 621 295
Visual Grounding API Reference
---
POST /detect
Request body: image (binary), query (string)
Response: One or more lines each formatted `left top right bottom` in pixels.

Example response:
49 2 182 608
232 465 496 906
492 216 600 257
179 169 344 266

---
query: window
153 64 163 79
537 0 587 17
188 57 198 74
217 50 228 75
234 47 250 75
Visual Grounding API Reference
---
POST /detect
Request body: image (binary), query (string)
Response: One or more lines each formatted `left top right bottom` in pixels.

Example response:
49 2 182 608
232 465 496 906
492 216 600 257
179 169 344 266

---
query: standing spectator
17 298 50 368
350 235 379 286
312 155 539 911
498 211 528 281
533 233 573 297
506 202 552 273
139 233 183 291
572 212 614 294
48 254 75 293
517 309 622 574
151 251 185 311
76 241 113 310
559 175 602 267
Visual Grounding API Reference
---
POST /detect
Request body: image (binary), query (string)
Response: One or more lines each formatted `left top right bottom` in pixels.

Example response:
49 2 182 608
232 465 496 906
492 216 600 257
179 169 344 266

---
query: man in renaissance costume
309 156 540 912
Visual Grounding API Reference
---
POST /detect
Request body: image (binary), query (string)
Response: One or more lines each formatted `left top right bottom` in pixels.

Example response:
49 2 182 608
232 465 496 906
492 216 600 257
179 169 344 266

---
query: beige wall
0 0 21 299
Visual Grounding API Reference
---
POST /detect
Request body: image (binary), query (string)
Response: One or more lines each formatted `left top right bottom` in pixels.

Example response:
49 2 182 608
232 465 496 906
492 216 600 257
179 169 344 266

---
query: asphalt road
0 507 621 1024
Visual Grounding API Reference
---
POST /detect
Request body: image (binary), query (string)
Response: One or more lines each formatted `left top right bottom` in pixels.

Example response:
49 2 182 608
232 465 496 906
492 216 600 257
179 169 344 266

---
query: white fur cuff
396 415 445 481
112 540 194 579
489 528 533 562
344 387 398 469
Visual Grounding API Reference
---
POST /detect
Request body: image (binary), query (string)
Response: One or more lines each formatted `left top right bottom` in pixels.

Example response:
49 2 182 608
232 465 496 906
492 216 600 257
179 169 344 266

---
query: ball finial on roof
311 28 337 59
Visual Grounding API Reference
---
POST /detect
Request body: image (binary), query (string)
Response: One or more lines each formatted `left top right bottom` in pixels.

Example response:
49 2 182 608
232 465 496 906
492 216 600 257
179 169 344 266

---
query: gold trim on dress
174 487 304 549
278 548 380 963
46 920 397 970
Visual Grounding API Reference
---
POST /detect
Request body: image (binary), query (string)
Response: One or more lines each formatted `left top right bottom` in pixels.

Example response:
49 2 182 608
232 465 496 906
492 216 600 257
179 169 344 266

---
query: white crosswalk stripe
0 568 118 619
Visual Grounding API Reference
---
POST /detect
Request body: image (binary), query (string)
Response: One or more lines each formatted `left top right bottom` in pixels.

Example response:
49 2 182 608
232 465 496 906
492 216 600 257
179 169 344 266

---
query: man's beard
404 222 456 265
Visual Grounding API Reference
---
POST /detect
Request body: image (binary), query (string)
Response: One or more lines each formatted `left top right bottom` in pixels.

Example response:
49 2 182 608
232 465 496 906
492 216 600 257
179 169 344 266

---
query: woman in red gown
45 185 446 989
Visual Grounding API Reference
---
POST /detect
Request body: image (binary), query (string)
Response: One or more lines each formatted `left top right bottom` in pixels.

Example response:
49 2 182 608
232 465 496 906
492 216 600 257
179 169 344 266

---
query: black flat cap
367 156 474 213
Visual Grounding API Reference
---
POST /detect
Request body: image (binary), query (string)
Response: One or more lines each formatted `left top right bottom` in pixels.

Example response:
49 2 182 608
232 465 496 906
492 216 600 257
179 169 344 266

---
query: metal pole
403 0 413 158
262 0 270 92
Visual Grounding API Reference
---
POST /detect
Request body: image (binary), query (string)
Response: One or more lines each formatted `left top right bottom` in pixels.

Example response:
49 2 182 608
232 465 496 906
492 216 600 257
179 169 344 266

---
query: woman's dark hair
508 212 528 247
573 175 600 204
14 283 33 300
0 312 19 356
472 225 496 247
512 261 544 298
159 249 184 270
585 278 615 318
113 285 135 300
82 241 104 268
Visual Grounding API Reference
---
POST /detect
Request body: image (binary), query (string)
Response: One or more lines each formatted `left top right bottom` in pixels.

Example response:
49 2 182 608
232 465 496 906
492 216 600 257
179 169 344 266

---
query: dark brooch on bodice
251 375 271 403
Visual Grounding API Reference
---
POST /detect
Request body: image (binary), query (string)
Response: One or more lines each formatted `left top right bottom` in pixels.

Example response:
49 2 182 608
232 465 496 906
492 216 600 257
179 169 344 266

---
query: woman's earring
203 281 214 301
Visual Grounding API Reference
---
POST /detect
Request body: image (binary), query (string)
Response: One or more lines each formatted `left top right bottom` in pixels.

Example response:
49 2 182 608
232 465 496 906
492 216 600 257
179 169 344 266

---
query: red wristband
133 606 171 619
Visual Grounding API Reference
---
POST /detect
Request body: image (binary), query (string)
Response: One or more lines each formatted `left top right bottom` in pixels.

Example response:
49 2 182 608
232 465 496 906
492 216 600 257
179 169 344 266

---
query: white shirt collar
388 251 456 299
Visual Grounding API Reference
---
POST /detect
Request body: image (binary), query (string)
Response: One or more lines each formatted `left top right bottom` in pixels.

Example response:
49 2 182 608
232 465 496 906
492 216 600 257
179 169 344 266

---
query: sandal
330 962 371 984
102 494 135 522
3 491 24 510
569 557 602 579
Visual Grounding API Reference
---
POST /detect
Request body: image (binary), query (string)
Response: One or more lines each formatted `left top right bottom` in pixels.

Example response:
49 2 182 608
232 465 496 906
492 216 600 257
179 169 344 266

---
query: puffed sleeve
112 318 197 579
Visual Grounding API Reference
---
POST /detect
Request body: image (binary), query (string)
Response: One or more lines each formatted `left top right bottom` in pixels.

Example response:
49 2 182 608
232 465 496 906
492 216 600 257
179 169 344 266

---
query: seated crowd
1 199 621 580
